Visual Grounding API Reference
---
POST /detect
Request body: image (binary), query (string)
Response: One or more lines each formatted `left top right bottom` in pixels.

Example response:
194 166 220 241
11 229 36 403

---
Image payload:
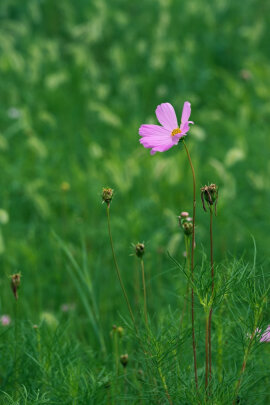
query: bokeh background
0 0 270 336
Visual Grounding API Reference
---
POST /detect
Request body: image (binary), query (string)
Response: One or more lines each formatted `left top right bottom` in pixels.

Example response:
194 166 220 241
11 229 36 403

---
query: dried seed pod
201 184 218 214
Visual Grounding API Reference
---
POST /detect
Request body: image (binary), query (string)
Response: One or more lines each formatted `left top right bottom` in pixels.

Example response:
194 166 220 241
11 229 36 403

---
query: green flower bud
135 242 145 258
102 188 114 205
182 221 193 236
117 326 124 337
120 353 128 368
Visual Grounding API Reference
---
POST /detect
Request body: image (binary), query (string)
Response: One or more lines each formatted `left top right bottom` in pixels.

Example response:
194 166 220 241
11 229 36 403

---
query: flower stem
208 205 214 385
180 235 190 328
140 259 148 330
113 331 119 375
205 314 209 391
106 204 138 334
14 299 18 398
183 139 198 389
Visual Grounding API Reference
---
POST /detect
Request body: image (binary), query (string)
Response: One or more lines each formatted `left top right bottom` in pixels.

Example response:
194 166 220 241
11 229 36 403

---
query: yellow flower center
171 128 182 137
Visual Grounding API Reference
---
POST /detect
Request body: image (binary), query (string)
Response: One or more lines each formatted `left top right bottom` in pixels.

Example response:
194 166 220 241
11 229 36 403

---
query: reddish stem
205 315 209 390
183 140 198 390
208 206 214 384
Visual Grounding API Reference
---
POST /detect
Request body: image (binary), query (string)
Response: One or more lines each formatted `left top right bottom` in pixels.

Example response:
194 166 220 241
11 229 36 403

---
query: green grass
0 0 270 403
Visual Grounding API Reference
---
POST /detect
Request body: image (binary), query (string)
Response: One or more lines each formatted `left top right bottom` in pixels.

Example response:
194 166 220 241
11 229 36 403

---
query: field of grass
0 0 270 403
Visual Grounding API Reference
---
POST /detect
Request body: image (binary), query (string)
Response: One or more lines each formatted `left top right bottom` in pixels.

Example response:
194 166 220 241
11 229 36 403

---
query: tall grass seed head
10 273 21 300
102 187 114 205
139 102 194 155
135 242 145 258
201 184 218 212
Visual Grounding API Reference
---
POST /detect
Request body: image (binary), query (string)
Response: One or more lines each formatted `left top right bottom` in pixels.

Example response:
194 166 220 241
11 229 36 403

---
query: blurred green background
0 0 270 328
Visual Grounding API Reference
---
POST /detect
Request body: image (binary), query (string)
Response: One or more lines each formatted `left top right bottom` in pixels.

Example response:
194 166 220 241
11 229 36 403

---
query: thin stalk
158 366 173 405
233 302 263 405
217 303 224 383
113 332 119 375
123 366 128 395
232 335 254 405
140 259 148 329
208 205 214 384
134 259 140 313
14 299 18 398
183 139 198 389
205 314 209 391
106 205 138 334
180 235 191 328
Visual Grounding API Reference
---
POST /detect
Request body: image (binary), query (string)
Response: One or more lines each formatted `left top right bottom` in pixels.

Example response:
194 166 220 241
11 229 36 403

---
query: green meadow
0 0 269 403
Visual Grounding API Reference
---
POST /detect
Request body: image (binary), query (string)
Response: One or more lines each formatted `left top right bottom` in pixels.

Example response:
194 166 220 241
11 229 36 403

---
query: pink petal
180 120 194 134
139 123 175 154
155 103 178 131
139 124 171 138
260 326 270 342
181 101 191 124
139 136 173 148
150 143 175 154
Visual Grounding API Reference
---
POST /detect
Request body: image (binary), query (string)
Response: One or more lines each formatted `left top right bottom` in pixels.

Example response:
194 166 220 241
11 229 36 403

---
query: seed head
120 354 128 368
135 243 145 258
201 184 219 214
102 187 114 205
10 273 21 300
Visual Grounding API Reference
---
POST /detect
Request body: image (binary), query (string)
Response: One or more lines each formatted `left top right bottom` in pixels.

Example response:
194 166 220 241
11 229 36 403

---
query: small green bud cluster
178 212 193 236
201 184 218 213
135 242 145 258
102 187 114 205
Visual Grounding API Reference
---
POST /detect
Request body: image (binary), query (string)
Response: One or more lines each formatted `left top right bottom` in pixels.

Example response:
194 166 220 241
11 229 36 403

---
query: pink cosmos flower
139 102 193 155
1 315 11 326
248 325 270 342
260 325 270 342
